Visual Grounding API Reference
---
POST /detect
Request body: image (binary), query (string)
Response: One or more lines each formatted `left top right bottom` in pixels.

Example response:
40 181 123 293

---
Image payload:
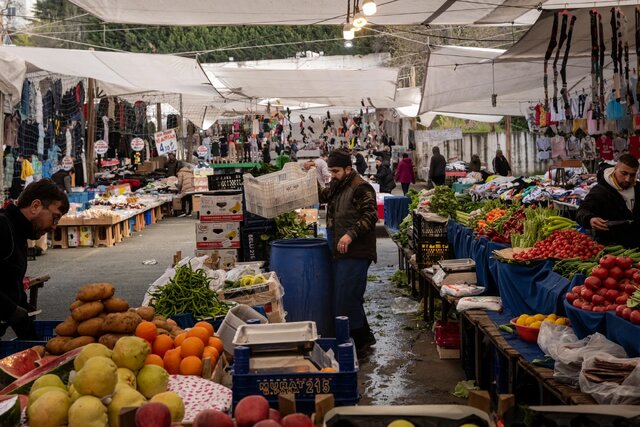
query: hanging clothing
628 134 640 158
31 157 42 181
581 136 597 160
613 136 628 160
4 113 19 148
550 135 567 160
536 136 552 161
20 159 34 182
3 152 14 188
566 135 581 159
596 135 614 160
606 98 625 120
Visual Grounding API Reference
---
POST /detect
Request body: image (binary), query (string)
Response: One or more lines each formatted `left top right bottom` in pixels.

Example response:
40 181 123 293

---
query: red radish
630 310 640 325
609 266 624 281
633 272 640 283
622 307 633 320
592 267 609 280
572 285 583 294
593 306 606 312
616 304 627 317
281 414 313 427
596 288 608 297
600 255 617 269
604 277 619 290
269 409 282 423
582 304 593 311
608 304 618 311
616 256 634 270
583 276 601 291
573 299 583 309
605 289 619 302
254 421 282 427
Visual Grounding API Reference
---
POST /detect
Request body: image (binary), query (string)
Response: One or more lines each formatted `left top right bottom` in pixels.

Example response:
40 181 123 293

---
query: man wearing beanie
320 148 378 352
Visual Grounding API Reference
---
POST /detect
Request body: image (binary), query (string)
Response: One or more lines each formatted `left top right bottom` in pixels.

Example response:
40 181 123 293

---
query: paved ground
23 181 466 406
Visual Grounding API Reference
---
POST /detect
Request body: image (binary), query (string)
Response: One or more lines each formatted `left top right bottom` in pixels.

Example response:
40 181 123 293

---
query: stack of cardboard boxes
195 191 244 269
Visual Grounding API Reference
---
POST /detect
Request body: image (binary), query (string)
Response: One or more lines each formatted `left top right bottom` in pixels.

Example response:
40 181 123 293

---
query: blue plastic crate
232 338 359 414
144 210 153 225
0 320 62 358
128 218 135 233
170 313 224 331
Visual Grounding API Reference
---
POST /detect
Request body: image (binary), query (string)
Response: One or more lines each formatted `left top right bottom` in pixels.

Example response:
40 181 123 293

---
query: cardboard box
195 222 240 248
67 226 79 247
200 193 243 222
172 195 183 211
150 156 166 169
298 208 319 224
79 226 93 247
468 390 515 419
136 161 154 174
192 195 202 214
193 177 209 192
436 345 460 360
194 248 238 269
194 167 214 177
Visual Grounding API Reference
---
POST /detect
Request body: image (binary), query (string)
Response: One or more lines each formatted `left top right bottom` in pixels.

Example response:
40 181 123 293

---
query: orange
163 348 182 375
320 367 336 372
174 332 187 348
135 321 158 343
181 337 204 358
202 346 220 361
144 354 164 368
187 326 211 346
194 321 215 336
180 355 203 376
208 336 224 355
152 334 174 358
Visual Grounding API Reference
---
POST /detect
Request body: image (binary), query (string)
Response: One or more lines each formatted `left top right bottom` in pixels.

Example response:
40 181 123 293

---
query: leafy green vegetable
429 186 459 219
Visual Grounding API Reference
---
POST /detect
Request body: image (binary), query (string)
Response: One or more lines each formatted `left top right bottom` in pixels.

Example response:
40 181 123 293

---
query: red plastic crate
435 321 460 349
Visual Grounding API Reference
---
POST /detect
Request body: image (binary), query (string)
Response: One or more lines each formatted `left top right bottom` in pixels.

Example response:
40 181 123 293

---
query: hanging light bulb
353 12 367 28
352 23 362 32
362 0 377 16
344 40 353 48
343 22 355 40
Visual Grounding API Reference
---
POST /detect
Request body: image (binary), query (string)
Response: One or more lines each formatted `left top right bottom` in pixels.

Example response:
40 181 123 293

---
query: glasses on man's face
47 208 62 225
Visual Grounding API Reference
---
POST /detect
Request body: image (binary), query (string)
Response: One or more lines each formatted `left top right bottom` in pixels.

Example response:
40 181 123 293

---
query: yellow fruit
534 314 545 321
543 318 555 323
516 315 528 326
525 317 536 326
555 317 569 326
530 321 542 328
546 314 557 321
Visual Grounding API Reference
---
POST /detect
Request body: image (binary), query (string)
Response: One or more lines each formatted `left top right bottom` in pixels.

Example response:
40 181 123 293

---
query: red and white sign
155 129 178 155
131 137 145 151
95 139 108 155
196 145 208 157
61 156 74 171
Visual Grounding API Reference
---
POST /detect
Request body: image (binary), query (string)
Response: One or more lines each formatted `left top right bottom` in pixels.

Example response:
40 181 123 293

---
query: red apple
135 402 172 427
193 409 234 427
234 395 270 427
281 413 313 427
269 409 282 423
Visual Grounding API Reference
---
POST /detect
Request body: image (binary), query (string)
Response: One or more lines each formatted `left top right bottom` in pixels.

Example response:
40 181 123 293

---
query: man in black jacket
372 157 395 193
0 180 69 338
576 154 640 248
429 146 446 186
318 149 378 352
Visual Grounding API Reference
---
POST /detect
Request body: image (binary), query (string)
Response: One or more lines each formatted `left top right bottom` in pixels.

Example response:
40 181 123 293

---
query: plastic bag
440 283 485 297
579 354 640 404
455 296 501 312
537 322 578 360
391 297 421 314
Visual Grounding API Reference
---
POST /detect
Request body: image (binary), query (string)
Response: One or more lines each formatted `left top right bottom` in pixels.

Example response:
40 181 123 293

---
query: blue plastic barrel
269 238 334 336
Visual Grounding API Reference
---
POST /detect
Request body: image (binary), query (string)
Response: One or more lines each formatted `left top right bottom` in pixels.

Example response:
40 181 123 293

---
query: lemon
516 316 528 326
525 317 536 326
543 318 555 323
546 313 557 321
555 317 569 326
388 421 415 427
534 314 545 321
530 321 542 328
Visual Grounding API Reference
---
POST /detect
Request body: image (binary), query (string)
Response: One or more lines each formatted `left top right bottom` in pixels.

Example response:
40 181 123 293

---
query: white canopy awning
0 50 26 101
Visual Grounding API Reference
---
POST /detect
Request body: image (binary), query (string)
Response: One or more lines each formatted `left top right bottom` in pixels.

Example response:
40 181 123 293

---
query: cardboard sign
154 129 178 155
131 137 145 151
95 139 108 155
196 145 209 157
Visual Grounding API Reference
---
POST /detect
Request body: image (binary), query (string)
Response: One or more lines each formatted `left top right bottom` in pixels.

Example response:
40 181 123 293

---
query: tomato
625 268 638 279
605 289 619 302
572 285 583 294
625 284 638 295
603 277 619 290
581 288 594 302
609 266 625 281
592 306 606 312
592 267 609 280
582 304 593 311
566 292 577 303
600 255 617 269
616 256 634 270
572 299 583 309
622 307 633 320
616 304 627 317
633 272 640 284
630 310 640 325
584 276 601 291
596 288 608 297
616 294 629 305
592 295 606 306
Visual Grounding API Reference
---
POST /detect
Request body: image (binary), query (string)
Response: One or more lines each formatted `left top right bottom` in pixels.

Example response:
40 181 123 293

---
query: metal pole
0 92 4 203
505 115 512 166
86 79 96 183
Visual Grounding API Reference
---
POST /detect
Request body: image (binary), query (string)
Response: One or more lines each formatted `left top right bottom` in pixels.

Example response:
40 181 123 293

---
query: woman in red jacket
395 153 415 195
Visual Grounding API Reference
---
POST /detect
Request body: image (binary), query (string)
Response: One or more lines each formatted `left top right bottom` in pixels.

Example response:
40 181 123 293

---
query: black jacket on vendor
319 171 378 262
576 177 640 248
0 204 36 338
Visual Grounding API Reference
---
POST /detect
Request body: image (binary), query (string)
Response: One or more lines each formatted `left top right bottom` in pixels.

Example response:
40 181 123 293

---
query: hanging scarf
590 10 601 119
636 7 640 105
553 14 569 114
544 13 559 110
561 14 577 119
599 12 607 116
611 8 621 100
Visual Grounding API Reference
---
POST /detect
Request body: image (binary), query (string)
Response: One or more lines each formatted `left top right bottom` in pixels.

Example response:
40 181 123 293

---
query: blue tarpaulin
383 196 410 233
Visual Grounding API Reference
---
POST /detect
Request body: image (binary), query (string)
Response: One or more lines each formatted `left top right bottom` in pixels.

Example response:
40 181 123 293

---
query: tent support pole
505 115 512 165
156 103 162 132
86 78 96 184
0 92 4 202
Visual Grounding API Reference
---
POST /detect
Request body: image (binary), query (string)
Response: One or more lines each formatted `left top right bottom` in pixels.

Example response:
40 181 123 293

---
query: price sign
196 145 209 157
61 156 74 171
95 139 108 155
131 137 145 152
154 129 178 156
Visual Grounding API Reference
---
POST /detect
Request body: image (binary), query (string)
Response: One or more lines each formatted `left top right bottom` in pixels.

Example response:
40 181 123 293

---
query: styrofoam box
79 226 93 247
200 193 243 222
67 226 79 247
194 249 238 269
195 222 240 249
217 304 268 357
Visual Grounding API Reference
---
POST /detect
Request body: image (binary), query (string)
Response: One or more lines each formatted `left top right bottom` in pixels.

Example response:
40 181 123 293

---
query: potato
76 283 115 302
54 316 78 337
69 300 84 311
136 307 155 321
102 311 142 334
77 317 104 337
98 333 128 349
45 337 72 355
71 301 104 322
62 336 95 353
31 345 46 357
157 328 171 336
152 318 170 330
103 297 130 313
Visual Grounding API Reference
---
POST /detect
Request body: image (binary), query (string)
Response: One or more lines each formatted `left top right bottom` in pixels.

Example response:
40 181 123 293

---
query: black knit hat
328 149 352 168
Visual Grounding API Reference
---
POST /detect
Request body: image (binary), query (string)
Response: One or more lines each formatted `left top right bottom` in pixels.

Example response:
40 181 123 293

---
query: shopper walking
372 157 395 193
428 146 446 186
0 180 69 339
395 153 415 195
176 164 195 216
316 149 378 352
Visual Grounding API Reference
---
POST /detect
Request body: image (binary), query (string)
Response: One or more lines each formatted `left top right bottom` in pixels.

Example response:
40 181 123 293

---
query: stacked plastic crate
412 212 450 268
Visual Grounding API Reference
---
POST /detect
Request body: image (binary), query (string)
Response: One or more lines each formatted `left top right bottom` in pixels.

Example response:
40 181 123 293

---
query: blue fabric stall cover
563 299 607 339
471 237 509 295
605 312 640 357
495 260 573 316
486 310 552 368
383 196 410 233
269 238 334 337
447 221 474 259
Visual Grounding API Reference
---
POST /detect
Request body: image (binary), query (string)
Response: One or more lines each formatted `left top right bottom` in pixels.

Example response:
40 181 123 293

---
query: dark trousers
181 194 192 214
401 182 410 195
333 257 372 331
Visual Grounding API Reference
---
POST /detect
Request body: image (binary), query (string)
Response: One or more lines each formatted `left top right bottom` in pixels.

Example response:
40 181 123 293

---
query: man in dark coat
0 180 69 338
372 157 395 193
428 146 446 186
318 149 378 352
577 154 640 248
492 149 512 176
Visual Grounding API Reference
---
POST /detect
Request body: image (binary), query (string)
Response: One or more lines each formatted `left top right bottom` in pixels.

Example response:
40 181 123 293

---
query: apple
135 402 172 427
254 421 282 427
281 413 313 427
269 409 282 423
234 395 270 427
192 409 234 427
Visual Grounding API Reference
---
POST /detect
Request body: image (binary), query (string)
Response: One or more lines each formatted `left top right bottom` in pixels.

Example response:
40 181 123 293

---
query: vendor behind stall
176 164 195 217
576 154 640 248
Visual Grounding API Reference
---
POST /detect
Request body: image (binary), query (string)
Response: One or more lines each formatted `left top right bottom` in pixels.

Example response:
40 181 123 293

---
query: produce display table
419 269 459 323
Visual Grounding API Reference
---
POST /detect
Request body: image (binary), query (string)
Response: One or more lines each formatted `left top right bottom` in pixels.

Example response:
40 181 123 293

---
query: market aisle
26 216 465 405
